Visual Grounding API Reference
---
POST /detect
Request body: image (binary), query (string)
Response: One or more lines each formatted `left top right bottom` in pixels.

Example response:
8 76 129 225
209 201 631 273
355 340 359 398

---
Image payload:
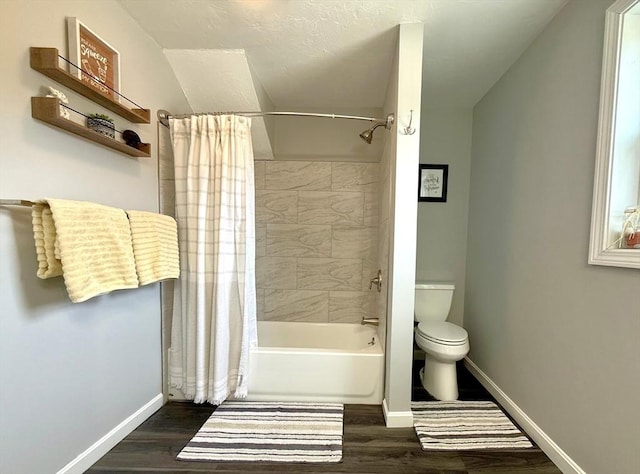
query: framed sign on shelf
66 17 121 102
418 164 449 202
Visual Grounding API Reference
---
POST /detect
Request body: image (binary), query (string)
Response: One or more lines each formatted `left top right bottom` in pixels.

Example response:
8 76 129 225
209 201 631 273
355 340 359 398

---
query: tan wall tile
265 161 331 190
332 226 378 259
256 190 298 224
298 191 364 225
251 160 384 324
263 290 329 322
254 161 266 190
363 192 378 226
256 224 266 257
256 256 297 289
256 289 265 320
332 162 379 192
267 224 332 257
329 291 377 323
297 258 362 291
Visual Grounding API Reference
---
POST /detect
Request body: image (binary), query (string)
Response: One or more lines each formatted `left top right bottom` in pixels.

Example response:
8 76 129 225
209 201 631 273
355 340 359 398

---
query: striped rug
177 401 344 463
412 400 533 450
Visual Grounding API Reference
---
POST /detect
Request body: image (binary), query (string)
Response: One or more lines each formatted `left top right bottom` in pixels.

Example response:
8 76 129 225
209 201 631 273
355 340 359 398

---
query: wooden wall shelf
30 47 150 124
31 97 151 158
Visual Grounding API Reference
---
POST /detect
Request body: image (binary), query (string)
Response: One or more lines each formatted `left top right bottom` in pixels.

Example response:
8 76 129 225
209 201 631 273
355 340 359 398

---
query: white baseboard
382 398 414 428
57 393 163 474
464 358 585 474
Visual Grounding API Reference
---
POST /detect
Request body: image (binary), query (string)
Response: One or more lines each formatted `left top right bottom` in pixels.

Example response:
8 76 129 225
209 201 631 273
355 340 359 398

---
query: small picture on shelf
67 17 121 102
87 113 115 139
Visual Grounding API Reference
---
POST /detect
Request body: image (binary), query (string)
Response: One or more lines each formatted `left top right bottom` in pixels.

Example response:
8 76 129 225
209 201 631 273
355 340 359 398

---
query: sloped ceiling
118 0 568 155
164 49 275 159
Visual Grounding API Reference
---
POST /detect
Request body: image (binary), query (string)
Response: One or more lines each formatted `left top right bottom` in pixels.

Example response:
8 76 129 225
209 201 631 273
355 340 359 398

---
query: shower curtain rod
157 109 394 129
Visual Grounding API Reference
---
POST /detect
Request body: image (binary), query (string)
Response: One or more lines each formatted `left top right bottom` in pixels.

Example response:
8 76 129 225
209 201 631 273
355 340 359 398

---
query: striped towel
32 203 63 278
32 199 139 303
126 210 179 285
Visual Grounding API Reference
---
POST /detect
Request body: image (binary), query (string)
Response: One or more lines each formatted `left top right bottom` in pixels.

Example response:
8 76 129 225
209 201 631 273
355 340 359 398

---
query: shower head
359 113 394 144
359 123 385 144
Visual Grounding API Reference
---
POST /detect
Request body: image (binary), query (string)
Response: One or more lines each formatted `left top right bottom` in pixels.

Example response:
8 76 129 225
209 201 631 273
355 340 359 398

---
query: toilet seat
416 321 468 346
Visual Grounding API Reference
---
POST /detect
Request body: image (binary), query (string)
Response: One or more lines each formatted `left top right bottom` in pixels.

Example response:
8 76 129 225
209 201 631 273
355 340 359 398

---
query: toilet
414 282 469 401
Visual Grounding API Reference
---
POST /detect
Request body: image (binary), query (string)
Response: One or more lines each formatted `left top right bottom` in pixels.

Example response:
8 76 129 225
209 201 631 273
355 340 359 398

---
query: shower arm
158 109 394 129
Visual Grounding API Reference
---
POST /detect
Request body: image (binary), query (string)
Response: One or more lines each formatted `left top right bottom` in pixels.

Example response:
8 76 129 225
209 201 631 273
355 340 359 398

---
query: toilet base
419 358 459 401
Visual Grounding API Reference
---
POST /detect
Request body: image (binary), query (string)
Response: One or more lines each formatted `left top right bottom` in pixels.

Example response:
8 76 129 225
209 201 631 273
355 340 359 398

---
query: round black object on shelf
122 130 142 149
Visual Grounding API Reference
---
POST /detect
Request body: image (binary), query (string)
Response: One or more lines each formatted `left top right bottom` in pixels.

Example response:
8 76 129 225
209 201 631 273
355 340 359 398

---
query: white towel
126 210 180 285
32 199 139 303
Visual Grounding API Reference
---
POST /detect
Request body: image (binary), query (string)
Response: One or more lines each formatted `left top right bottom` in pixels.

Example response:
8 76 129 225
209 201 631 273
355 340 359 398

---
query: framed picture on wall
66 17 121 102
418 164 449 202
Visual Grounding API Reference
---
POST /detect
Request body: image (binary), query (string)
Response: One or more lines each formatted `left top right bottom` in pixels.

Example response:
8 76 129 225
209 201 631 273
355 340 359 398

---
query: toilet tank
414 282 455 322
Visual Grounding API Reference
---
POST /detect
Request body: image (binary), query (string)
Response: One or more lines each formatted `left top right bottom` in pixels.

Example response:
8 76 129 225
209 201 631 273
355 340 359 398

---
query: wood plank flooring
87 362 561 473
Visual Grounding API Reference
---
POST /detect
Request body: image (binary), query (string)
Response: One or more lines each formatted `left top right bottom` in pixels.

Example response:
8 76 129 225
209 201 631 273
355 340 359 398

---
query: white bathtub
246 321 384 404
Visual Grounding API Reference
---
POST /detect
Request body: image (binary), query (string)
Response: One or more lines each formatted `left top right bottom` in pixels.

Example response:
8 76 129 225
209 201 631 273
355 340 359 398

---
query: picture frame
66 17 121 102
418 164 449 202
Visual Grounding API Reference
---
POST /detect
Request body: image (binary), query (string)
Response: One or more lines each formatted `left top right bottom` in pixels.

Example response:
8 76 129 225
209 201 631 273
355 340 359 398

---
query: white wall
0 1 189 472
466 1 640 473
416 109 472 325
382 23 423 428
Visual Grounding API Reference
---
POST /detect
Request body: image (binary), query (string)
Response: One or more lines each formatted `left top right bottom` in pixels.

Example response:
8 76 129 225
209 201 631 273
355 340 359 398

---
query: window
589 0 640 268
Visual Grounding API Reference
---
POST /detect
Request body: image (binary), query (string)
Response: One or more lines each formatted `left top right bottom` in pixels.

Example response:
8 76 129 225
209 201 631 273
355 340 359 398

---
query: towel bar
0 199 36 207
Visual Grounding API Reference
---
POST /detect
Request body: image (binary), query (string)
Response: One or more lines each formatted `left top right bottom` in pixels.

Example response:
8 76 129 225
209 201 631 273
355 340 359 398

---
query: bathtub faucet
361 317 379 326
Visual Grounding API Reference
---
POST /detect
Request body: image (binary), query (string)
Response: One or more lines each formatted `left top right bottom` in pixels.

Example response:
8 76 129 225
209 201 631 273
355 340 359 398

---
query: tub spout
361 317 379 326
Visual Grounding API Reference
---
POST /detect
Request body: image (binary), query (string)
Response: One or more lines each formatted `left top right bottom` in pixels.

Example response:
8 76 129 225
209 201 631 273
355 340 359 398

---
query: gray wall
466 1 640 473
416 109 473 325
0 1 189 472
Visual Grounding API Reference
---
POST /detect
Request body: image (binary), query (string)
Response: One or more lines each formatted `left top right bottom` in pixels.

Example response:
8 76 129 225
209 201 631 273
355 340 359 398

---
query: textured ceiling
163 48 276 159
118 0 567 110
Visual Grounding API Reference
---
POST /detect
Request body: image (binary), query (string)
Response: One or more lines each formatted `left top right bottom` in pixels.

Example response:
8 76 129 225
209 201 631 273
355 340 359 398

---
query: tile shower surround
255 161 379 324
159 153 380 326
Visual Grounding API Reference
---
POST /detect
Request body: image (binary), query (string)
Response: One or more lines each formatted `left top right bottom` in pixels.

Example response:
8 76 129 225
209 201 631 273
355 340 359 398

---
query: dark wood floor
87 361 561 473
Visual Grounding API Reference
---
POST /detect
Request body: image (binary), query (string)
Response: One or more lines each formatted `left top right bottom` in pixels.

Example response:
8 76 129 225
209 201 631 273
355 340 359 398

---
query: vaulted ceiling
118 0 568 156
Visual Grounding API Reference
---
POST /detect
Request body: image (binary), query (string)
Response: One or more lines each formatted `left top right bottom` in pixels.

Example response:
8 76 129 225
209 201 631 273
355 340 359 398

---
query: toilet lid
416 321 468 345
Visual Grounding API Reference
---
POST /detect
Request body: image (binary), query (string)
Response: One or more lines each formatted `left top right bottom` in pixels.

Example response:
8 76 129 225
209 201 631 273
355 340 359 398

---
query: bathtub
246 321 384 404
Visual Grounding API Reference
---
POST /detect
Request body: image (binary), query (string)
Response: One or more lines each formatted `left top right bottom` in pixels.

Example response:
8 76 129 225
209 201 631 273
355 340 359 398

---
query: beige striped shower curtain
168 114 257 404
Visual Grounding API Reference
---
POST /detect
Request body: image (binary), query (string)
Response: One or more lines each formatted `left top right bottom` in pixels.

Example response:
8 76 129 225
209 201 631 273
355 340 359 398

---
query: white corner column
382 22 424 428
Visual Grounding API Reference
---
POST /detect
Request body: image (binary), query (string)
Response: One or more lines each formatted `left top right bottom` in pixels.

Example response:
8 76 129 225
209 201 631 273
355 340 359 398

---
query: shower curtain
168 114 257 405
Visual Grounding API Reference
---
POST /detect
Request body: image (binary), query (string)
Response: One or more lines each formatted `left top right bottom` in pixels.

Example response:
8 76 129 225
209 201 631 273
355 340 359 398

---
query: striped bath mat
412 400 533 450
177 401 343 463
